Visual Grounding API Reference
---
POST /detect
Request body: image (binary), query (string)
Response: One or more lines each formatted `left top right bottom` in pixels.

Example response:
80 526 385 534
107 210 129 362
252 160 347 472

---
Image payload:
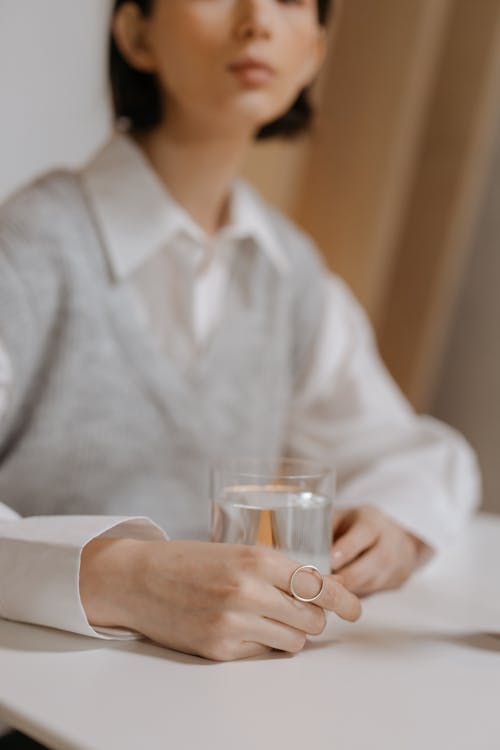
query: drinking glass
211 458 335 573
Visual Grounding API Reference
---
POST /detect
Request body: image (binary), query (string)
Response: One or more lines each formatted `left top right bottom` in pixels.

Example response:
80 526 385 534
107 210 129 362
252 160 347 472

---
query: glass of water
211 458 335 573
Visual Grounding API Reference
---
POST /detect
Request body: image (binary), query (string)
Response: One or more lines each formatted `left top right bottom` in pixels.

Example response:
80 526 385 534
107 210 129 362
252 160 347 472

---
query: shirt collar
80 132 289 281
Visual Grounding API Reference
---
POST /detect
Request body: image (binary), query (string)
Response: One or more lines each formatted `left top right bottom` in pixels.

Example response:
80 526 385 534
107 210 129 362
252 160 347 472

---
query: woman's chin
221 103 289 134
200 95 291 137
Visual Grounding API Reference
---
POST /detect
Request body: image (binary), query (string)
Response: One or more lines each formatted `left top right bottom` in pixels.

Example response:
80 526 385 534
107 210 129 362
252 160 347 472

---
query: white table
1 513 499 750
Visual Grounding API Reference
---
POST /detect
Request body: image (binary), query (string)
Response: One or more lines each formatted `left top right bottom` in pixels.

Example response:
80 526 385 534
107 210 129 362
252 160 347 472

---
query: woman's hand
330 506 431 596
80 539 361 661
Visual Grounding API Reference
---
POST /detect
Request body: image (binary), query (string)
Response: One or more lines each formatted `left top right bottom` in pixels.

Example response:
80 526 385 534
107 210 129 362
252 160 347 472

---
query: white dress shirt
0 134 480 640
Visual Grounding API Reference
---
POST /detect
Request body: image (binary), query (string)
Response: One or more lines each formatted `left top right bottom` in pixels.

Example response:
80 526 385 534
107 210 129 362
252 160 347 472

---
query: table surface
1 513 499 750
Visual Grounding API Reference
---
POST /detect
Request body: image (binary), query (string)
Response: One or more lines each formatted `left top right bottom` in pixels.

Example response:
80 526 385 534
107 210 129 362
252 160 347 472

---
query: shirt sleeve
287 273 481 551
0 513 168 639
0 338 169 640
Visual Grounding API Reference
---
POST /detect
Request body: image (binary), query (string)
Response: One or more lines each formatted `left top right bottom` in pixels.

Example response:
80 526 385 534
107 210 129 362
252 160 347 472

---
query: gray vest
0 173 325 539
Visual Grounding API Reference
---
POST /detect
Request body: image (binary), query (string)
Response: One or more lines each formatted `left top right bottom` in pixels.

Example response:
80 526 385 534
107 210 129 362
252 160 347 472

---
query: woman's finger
228 561 327 635
276 565 361 622
255 548 361 623
330 519 379 571
338 527 422 596
336 545 386 596
232 642 273 660
205 639 272 662
246 614 308 654
312 575 362 621
257 586 327 636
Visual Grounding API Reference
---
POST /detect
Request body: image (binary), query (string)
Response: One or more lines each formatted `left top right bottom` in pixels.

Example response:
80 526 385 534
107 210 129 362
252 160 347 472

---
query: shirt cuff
0 515 168 639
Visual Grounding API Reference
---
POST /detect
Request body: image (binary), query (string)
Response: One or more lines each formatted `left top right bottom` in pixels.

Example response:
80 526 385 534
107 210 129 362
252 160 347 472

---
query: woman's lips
227 60 275 86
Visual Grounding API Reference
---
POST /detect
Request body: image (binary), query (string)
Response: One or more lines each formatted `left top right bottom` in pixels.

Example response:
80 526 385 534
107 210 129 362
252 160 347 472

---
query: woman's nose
234 0 273 42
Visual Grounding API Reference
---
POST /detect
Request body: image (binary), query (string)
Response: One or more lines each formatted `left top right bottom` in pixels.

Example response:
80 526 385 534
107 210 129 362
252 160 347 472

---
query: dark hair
110 0 332 139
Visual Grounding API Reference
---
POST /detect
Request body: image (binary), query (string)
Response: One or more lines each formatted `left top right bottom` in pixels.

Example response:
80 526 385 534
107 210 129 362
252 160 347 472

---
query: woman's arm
287 273 481 594
0 511 170 639
79 536 361 661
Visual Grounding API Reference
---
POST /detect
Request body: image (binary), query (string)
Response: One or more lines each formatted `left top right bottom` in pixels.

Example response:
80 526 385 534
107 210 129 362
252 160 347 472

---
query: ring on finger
289 564 325 603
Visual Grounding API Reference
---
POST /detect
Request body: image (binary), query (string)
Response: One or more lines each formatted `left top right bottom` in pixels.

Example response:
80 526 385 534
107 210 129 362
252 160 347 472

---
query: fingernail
331 550 343 561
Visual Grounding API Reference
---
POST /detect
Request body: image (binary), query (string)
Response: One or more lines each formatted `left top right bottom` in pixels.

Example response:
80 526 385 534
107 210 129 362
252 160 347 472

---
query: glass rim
211 456 335 481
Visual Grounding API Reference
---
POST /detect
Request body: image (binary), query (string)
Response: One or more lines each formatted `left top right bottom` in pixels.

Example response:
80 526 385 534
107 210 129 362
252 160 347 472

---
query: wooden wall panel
293 0 453 323
379 0 500 408
242 0 500 412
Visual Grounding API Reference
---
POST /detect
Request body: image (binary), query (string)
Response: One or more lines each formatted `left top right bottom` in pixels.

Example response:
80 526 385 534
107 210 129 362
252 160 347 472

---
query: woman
0 0 478 665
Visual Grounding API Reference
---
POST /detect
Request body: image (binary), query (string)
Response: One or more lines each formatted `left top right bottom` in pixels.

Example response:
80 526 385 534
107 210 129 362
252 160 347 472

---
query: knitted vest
0 173 325 539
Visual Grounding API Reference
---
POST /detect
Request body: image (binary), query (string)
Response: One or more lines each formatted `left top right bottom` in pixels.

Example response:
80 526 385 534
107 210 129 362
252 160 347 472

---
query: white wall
0 1 112 202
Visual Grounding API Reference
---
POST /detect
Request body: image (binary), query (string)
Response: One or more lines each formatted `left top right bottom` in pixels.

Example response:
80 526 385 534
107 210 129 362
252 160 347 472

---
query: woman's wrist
79 536 148 630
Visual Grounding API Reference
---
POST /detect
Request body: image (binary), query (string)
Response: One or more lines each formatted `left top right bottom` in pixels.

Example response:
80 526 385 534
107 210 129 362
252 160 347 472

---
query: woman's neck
133 118 254 236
